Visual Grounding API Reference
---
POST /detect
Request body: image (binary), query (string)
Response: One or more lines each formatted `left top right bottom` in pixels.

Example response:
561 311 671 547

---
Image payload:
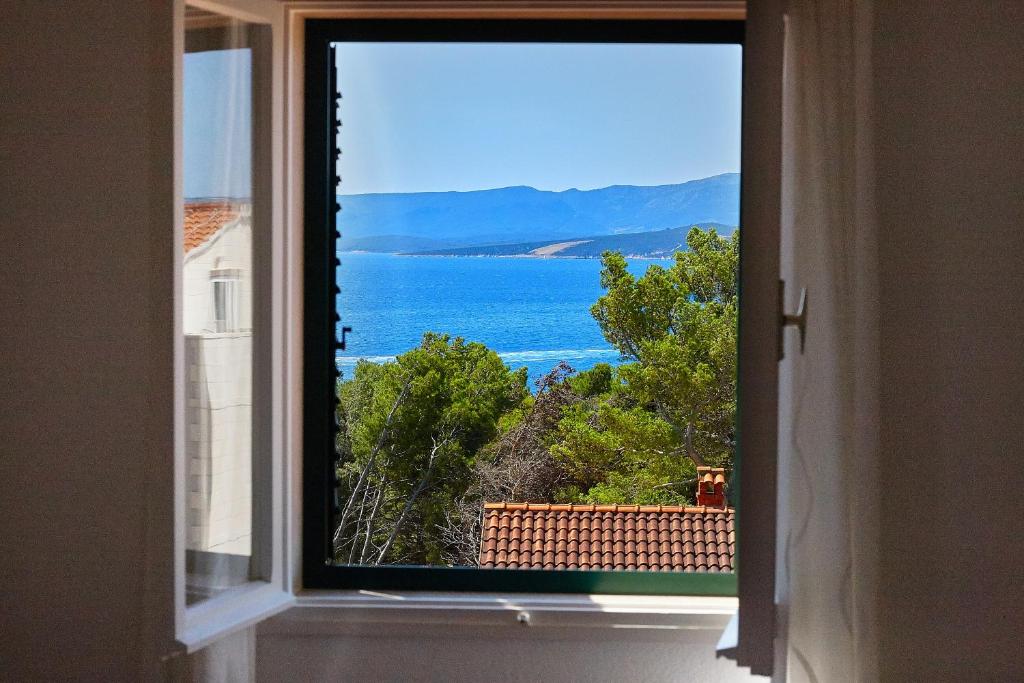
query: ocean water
335 252 665 388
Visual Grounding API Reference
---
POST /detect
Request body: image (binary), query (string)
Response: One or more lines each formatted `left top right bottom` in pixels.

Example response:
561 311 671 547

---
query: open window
303 18 746 597
170 3 782 676
175 0 289 651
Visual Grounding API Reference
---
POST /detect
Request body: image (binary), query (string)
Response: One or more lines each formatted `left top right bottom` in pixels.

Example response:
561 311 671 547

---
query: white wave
495 349 620 363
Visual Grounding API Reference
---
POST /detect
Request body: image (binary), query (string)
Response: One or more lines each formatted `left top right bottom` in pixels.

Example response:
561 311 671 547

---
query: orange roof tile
183 201 240 254
478 503 734 573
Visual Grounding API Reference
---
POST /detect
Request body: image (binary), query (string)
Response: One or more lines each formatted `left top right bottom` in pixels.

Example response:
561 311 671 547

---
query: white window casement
174 0 291 652
171 1 783 678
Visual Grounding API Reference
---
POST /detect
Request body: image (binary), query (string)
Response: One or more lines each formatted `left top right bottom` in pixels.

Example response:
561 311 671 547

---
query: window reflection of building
183 201 252 556
210 262 242 333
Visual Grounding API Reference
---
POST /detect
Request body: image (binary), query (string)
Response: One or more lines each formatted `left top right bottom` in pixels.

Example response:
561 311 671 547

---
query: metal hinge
779 280 808 360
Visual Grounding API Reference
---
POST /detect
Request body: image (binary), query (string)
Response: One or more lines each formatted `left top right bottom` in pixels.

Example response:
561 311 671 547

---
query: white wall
183 214 253 335
0 2 177 680
186 333 253 555
257 617 756 682
777 1 1024 681
184 217 255 556
871 2 1024 679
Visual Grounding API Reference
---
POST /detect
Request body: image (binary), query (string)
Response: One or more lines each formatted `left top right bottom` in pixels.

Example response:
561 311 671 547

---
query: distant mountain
337 173 739 251
409 224 734 259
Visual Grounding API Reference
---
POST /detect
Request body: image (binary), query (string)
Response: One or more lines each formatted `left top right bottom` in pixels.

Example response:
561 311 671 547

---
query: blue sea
335 252 665 388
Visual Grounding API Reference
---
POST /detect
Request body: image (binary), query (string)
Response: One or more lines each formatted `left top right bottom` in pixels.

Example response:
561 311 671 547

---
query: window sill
180 584 294 653
257 590 736 636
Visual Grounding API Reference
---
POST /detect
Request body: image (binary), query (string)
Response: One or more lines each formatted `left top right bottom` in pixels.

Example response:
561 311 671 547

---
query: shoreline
338 250 675 261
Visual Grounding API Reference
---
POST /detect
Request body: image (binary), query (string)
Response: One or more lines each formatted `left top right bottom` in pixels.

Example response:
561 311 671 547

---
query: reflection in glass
182 5 265 604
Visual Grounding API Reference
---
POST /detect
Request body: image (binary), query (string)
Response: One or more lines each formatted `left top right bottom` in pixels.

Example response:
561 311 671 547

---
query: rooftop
184 201 241 253
478 501 734 572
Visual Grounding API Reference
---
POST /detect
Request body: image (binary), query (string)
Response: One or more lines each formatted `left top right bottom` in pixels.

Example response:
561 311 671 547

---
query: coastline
338 250 675 260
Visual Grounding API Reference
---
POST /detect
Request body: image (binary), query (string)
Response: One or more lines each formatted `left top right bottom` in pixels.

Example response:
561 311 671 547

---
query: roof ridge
482 502 734 513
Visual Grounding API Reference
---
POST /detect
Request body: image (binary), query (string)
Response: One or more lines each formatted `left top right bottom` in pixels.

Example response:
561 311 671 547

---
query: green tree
335 227 738 565
567 362 613 398
334 333 527 565
437 362 579 564
590 227 738 469
551 399 694 505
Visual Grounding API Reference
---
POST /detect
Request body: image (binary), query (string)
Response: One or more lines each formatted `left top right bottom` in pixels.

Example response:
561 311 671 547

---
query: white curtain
776 1 880 681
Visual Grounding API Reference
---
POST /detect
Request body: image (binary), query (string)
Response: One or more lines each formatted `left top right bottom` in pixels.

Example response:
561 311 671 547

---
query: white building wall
183 211 253 335
184 211 254 555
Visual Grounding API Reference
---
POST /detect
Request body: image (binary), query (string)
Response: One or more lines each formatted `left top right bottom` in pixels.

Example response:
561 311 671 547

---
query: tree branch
334 378 412 547
374 427 457 564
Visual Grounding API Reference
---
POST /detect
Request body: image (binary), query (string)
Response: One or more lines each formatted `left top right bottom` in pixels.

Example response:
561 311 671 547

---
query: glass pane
182 6 267 604
330 42 741 573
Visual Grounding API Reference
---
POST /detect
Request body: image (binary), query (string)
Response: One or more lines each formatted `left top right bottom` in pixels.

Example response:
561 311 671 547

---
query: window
175 1 290 650
210 262 242 333
303 18 744 596
164 2 783 673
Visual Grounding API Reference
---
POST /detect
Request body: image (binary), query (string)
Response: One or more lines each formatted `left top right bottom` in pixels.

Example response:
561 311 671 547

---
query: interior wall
9 1 1022 680
256 619 758 682
871 2 1024 680
777 1 1024 680
0 2 178 680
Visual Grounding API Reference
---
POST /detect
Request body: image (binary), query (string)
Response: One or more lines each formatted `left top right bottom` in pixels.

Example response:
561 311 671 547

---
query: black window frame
303 17 745 594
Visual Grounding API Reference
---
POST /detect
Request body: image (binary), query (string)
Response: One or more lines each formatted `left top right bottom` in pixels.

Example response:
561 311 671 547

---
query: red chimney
696 466 727 508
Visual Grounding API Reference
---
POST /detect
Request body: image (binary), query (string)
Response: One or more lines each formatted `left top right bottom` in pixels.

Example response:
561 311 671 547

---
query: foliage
590 227 738 468
566 362 613 398
334 333 526 565
551 401 695 505
436 362 579 565
333 227 738 566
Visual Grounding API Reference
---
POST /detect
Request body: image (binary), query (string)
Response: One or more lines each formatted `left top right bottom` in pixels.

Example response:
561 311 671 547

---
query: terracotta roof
184 202 240 253
478 502 734 572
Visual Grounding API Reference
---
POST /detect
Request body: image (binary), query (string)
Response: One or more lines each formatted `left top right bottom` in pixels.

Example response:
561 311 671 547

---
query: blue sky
184 49 252 199
334 42 741 195
182 42 741 198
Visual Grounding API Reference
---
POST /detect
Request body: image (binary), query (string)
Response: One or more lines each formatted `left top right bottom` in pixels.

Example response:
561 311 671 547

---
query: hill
337 173 739 250
408 224 734 259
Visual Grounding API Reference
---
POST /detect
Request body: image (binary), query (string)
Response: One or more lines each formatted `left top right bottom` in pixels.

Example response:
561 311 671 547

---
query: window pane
182 6 264 604
331 42 741 573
